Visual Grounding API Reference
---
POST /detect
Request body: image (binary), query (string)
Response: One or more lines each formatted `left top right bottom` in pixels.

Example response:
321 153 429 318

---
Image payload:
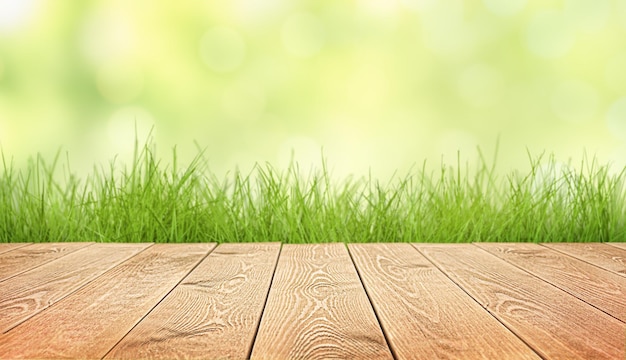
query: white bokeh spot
0 0 38 33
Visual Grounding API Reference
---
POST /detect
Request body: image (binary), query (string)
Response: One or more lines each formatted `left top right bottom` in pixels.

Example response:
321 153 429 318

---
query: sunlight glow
0 0 38 32
81 7 139 65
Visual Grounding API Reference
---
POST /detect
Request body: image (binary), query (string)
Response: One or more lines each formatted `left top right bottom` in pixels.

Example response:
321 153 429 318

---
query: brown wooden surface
0 242 625 360
349 243 540 359
476 242 626 322
105 242 280 360
0 242 91 282
250 243 393 360
608 242 626 251
416 243 626 360
0 243 214 359
0 243 31 255
0 243 150 333
543 242 626 277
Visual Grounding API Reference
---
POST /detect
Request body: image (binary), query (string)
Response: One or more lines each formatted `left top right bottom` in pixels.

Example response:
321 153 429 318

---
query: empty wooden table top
0 242 624 359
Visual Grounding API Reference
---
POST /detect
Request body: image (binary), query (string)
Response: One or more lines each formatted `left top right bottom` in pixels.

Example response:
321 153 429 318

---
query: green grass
1 141 625 243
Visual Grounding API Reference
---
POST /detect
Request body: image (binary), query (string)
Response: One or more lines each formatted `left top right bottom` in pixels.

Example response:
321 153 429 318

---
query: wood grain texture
608 242 626 251
349 243 540 359
0 243 30 255
0 243 150 333
0 242 91 282
416 244 626 360
542 243 626 277
476 242 626 322
105 242 281 360
0 243 214 359
250 243 393 360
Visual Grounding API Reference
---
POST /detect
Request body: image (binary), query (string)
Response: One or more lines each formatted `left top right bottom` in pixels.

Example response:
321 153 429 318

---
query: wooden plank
0 243 150 333
105 242 281 360
542 243 626 277
416 244 626 360
250 243 393 360
476 243 626 323
0 243 215 359
608 242 626 251
0 242 92 282
349 243 540 359
0 243 31 255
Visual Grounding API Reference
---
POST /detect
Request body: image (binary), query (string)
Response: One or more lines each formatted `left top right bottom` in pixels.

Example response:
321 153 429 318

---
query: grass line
1 143 625 243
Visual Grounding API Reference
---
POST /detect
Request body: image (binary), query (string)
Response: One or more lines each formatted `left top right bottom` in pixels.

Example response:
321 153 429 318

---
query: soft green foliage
1 143 625 243
3 2 626 179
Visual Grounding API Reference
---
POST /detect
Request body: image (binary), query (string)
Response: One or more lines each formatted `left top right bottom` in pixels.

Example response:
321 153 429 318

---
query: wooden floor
0 242 625 359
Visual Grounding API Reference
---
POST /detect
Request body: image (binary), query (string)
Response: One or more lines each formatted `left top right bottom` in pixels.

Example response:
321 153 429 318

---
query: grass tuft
1 142 625 243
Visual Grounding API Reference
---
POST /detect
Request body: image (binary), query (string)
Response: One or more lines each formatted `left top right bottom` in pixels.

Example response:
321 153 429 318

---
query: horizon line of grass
1 141 625 243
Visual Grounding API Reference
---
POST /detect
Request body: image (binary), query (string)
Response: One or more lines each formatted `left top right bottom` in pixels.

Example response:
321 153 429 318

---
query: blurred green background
1 0 626 179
